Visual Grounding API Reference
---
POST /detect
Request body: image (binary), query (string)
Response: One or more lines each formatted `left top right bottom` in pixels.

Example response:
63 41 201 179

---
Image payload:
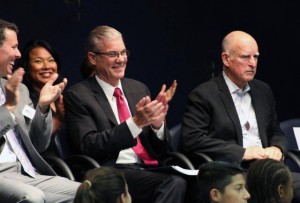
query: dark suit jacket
0 78 56 176
182 73 287 163
64 77 170 166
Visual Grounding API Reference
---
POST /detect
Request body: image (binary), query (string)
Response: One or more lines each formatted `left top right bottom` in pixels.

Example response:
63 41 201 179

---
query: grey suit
0 78 79 203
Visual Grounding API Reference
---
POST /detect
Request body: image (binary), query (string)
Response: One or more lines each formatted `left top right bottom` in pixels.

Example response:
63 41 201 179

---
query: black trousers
115 164 187 203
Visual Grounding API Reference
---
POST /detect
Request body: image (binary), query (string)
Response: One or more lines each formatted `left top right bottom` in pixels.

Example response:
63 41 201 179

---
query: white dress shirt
95 76 165 164
223 72 262 148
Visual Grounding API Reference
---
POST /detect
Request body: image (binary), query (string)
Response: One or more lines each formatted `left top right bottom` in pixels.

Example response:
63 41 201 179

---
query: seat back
169 123 182 152
54 126 71 159
280 118 300 172
280 118 300 150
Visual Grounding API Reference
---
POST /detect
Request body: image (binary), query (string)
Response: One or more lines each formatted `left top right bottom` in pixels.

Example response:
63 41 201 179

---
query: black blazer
64 77 170 166
182 73 287 163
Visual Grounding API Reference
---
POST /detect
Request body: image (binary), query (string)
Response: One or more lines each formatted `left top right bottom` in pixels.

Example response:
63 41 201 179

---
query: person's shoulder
250 79 272 90
65 77 93 93
190 77 218 94
121 78 148 89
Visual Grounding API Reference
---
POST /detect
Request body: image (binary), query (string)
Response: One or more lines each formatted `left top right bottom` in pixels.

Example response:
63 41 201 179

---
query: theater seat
280 118 300 172
48 127 100 181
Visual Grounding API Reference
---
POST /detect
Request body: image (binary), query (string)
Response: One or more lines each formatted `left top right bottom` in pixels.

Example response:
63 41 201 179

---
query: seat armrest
166 152 195 170
64 155 100 181
43 155 75 181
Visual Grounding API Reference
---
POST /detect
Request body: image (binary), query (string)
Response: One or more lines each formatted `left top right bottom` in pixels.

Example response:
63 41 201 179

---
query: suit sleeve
182 85 246 163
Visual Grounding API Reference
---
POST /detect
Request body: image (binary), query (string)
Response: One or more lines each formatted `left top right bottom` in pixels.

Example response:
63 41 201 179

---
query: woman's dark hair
74 167 128 203
247 159 291 203
20 40 61 91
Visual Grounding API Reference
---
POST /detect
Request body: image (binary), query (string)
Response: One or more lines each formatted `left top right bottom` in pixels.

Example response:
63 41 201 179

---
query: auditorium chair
280 118 300 172
165 123 212 170
44 127 100 181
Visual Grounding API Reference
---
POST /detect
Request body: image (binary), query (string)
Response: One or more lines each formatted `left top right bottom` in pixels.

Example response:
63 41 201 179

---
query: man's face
222 37 259 89
89 37 127 86
217 174 250 203
0 29 21 77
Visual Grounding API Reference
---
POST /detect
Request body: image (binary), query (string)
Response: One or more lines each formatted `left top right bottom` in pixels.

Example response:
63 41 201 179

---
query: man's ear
87 52 97 66
119 193 126 203
210 188 222 202
221 52 230 67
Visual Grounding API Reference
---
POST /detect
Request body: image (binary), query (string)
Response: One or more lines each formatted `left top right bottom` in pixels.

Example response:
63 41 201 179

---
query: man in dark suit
64 25 186 203
0 18 80 202
182 30 300 202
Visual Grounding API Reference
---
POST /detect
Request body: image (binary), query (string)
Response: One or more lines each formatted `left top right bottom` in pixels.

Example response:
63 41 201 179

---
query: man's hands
132 81 176 129
38 73 67 113
5 68 25 112
243 146 283 161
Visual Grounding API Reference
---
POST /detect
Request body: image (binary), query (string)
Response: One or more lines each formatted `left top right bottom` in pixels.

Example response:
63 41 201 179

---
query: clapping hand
38 73 67 113
5 68 25 112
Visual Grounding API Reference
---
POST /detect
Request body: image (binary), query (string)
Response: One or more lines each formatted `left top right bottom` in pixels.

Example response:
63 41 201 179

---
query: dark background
1 0 300 127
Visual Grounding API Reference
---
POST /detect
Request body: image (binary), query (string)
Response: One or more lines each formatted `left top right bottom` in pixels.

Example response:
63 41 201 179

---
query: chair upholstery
50 127 100 181
165 123 213 170
170 124 213 169
280 118 300 172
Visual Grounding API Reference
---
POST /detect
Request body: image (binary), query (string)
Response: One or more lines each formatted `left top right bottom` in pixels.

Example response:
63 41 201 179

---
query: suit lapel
121 79 140 116
89 78 118 125
248 82 267 146
217 75 243 145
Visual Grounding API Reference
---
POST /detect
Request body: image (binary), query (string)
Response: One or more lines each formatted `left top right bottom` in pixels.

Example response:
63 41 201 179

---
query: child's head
247 159 293 203
198 161 250 203
74 167 131 203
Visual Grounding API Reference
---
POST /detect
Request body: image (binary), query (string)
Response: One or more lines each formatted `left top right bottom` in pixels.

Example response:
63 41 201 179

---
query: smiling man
63 25 185 203
0 18 80 202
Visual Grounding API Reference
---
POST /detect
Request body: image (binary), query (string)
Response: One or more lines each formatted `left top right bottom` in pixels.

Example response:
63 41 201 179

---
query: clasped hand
243 146 282 161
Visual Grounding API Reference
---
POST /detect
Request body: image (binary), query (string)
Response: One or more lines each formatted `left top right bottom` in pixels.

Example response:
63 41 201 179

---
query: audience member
247 159 293 203
20 39 64 155
74 167 131 203
0 18 79 202
197 161 250 203
181 30 300 201
64 25 186 203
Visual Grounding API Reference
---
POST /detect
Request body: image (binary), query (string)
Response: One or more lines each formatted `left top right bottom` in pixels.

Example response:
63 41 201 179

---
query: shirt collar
95 75 124 99
223 71 250 94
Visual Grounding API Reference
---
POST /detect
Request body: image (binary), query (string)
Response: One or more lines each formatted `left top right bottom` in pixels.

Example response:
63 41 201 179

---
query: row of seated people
1 17 300 203
73 159 293 203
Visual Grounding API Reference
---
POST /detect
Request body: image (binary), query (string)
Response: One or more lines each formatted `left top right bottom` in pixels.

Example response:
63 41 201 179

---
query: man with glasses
181 30 300 202
63 25 185 203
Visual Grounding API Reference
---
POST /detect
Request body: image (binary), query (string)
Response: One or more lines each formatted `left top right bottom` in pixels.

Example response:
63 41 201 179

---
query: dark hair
74 167 128 203
0 18 18 46
247 159 292 203
20 40 61 93
197 161 245 203
80 56 95 79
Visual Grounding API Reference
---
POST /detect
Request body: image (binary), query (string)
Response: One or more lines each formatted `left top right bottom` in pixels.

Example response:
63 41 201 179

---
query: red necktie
114 88 158 166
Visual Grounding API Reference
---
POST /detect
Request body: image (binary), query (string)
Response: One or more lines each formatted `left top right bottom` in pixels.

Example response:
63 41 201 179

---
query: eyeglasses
92 49 130 58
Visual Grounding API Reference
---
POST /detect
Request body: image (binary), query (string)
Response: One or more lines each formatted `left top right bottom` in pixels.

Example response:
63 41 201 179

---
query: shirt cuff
126 118 142 138
151 123 165 140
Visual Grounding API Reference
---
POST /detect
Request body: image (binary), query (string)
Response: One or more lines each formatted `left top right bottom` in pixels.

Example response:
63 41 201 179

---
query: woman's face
28 46 58 90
